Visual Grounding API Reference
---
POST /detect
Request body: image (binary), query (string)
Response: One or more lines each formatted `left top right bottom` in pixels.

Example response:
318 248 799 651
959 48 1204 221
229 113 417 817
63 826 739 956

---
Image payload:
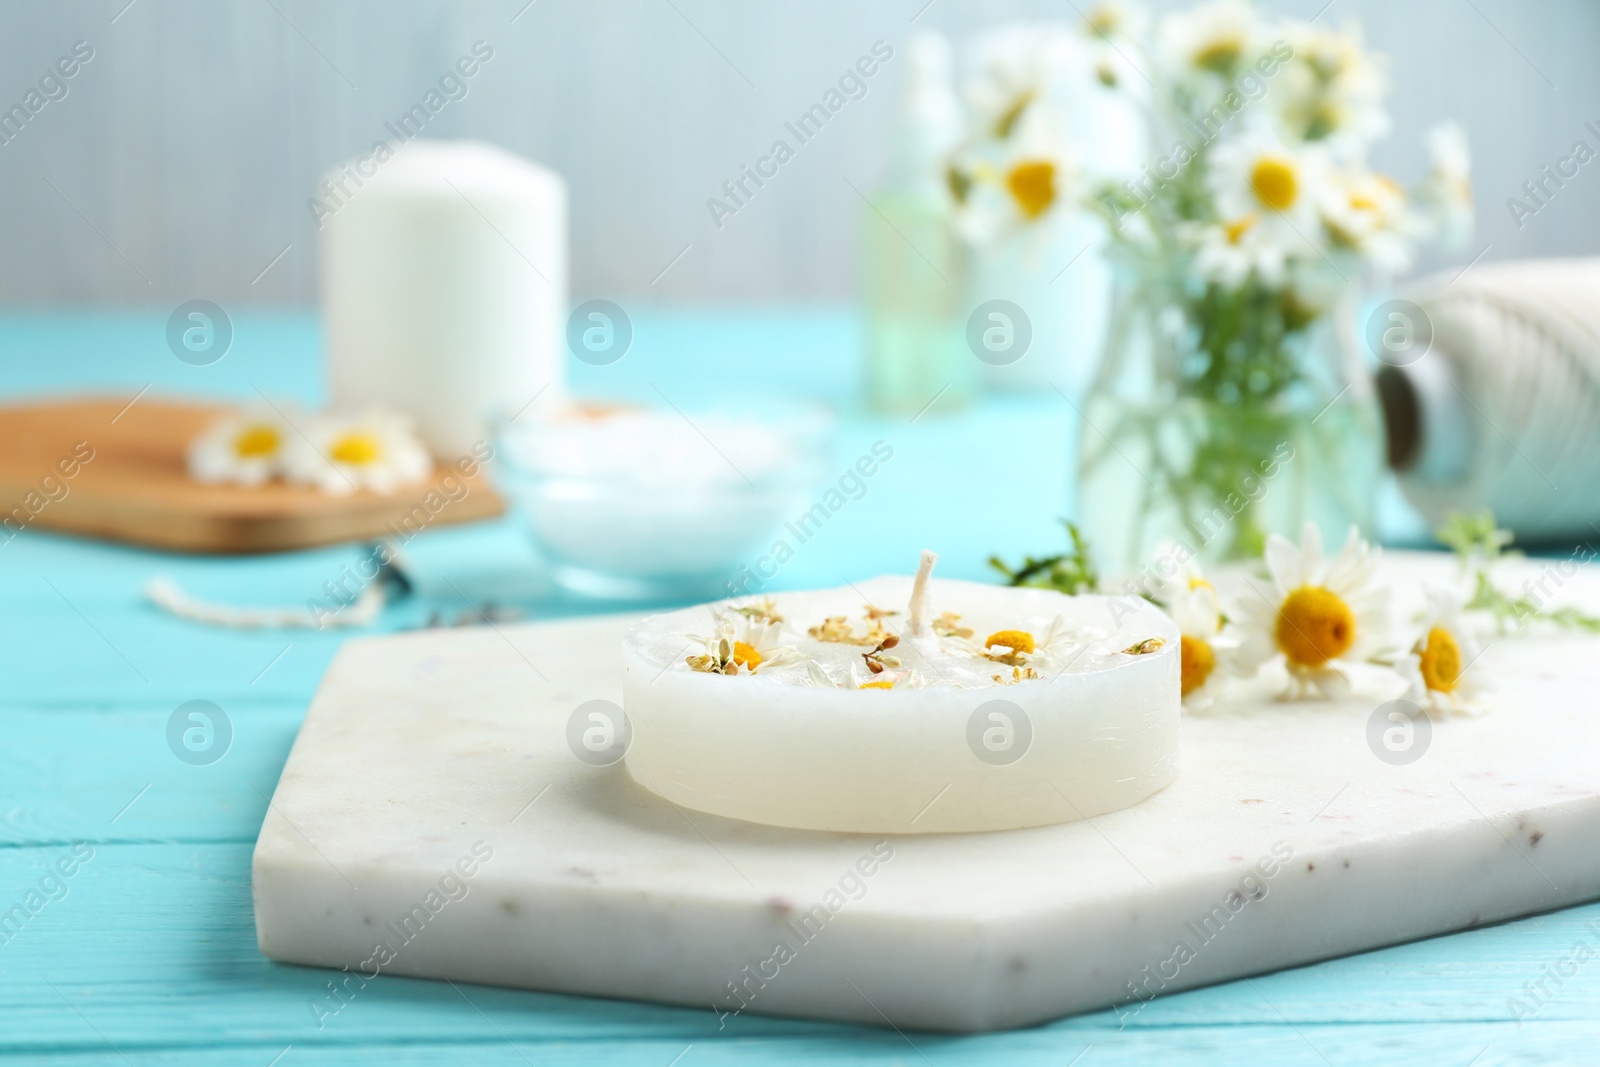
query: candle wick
907 549 937 636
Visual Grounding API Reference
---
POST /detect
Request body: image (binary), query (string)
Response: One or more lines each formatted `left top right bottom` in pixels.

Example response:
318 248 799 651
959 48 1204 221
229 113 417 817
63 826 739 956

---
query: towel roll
1378 257 1600 543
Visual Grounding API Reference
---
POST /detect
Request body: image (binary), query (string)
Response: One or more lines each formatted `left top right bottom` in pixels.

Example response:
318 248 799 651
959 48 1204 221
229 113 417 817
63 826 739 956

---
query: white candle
621 554 1180 833
322 140 567 457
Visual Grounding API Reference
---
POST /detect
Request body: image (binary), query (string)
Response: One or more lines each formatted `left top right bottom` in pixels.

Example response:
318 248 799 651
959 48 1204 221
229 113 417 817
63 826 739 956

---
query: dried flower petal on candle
932 612 974 639
1121 637 1166 655
685 614 806 677
807 614 889 646
986 629 1036 655
944 615 1071 674
802 661 841 688
992 666 1042 685
685 629 740 675
849 661 928 691
732 597 785 626
808 616 852 643
861 634 902 674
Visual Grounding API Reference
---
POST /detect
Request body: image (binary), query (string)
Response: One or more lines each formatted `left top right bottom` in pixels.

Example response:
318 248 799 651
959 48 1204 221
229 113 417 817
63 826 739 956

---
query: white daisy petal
1263 533 1301 594
281 408 434 496
1310 665 1351 700
186 407 292 487
1236 524 1389 701
1298 521 1325 586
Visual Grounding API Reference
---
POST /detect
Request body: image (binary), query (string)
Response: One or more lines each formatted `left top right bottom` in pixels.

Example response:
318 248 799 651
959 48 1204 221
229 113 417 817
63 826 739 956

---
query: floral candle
621 553 1180 834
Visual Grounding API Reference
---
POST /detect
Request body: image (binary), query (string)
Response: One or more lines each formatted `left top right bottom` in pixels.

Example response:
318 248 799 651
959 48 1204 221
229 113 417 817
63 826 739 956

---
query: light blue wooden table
2 308 1592 1065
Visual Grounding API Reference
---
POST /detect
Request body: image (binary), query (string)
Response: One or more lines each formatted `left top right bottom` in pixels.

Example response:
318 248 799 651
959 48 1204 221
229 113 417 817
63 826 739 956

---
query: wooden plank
0 398 502 553
21 1028 1600 1067
0 704 301 846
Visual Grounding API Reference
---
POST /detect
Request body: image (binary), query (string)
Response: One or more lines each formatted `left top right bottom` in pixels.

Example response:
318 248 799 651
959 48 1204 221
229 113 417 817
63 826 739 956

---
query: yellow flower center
1418 626 1462 694
858 679 895 690
1006 160 1057 220
330 432 383 466
1194 36 1243 74
1250 156 1299 212
985 629 1036 654
731 641 762 671
1222 215 1257 245
1189 576 1215 593
1180 635 1216 697
233 425 281 458
1275 586 1356 668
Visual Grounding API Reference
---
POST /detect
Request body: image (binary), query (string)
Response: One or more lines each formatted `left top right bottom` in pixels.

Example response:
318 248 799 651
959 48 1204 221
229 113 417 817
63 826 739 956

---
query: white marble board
252 552 1600 1032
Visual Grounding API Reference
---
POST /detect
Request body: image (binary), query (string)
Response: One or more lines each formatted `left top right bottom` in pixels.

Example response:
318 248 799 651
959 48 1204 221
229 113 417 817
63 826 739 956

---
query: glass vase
1075 260 1382 578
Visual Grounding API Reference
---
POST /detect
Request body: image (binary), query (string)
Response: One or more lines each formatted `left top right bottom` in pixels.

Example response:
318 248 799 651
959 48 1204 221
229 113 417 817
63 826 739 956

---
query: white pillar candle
621 554 1180 834
322 140 567 457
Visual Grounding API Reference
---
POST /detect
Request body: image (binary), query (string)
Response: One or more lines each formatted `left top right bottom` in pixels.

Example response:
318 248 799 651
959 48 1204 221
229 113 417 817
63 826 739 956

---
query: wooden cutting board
0 397 504 553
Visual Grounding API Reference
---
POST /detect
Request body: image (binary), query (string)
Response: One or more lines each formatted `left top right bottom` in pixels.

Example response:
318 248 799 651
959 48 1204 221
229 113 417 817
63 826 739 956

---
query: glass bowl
496 401 834 602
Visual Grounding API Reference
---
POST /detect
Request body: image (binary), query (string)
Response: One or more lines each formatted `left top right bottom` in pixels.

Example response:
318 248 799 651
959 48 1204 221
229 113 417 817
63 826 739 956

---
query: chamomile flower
1319 169 1416 274
1080 2 1145 46
1275 24 1389 156
962 25 1079 141
730 596 784 626
1172 581 1230 708
1396 586 1486 717
1157 0 1262 81
1078 2 1150 88
950 115 1076 247
281 409 433 496
1187 214 1288 287
1209 132 1329 254
947 24 1085 249
945 616 1072 672
1234 522 1390 699
187 408 291 487
1146 554 1235 709
685 611 807 677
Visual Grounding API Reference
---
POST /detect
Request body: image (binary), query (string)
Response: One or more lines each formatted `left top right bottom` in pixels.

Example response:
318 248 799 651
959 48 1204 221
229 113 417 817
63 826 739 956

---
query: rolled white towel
1380 257 1600 542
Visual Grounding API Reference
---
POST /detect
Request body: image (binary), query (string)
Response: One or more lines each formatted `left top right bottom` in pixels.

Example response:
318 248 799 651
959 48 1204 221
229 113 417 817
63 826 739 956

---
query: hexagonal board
252 553 1600 1032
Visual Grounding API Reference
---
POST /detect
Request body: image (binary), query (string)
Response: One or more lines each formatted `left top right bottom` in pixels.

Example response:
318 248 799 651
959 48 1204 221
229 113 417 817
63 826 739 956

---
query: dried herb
989 520 1100 595
1436 509 1600 634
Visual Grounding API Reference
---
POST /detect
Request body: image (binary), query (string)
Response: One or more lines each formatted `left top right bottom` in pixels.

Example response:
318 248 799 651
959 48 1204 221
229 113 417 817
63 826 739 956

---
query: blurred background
3 0 1595 305
5 0 1600 602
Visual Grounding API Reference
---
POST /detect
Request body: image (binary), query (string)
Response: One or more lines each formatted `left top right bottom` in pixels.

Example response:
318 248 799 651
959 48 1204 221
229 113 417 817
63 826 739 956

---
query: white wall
2 0 1596 304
